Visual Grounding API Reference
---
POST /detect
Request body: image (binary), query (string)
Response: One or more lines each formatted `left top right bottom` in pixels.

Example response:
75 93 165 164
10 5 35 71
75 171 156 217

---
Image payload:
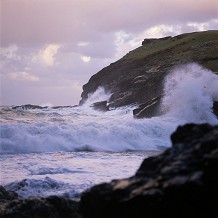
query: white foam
83 87 112 107
161 63 218 124
0 114 175 154
1 152 146 198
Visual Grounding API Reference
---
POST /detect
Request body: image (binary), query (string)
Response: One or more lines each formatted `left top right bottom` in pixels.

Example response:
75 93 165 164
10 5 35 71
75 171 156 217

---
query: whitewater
0 63 218 198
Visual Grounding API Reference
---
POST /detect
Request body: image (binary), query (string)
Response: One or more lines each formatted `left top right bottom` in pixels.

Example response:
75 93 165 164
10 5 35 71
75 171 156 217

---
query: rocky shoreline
1 123 218 218
80 30 218 118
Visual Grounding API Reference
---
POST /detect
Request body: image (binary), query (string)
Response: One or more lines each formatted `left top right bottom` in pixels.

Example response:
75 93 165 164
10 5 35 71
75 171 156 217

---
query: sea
1 63 218 199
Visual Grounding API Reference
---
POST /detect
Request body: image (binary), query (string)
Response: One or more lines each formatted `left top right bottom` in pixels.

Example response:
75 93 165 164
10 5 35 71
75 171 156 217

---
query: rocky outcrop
133 95 162 118
12 104 78 110
213 101 218 117
80 30 218 116
12 104 48 110
0 185 81 218
91 101 109 112
134 99 218 119
0 186 18 202
80 124 218 218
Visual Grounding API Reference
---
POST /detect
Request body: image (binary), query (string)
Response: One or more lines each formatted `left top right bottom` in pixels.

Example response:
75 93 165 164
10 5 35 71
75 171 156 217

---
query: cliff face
80 30 218 109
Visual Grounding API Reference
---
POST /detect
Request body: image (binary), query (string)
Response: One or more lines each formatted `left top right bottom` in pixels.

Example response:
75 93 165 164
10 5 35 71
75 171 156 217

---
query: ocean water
1 63 218 198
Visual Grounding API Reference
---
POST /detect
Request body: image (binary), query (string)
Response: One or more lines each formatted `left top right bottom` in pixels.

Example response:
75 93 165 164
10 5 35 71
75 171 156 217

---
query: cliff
80 30 218 115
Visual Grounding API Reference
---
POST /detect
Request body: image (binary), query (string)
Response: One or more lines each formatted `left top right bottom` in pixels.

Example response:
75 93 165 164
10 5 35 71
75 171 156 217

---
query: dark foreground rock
0 186 18 201
81 124 218 218
1 124 218 218
0 186 81 218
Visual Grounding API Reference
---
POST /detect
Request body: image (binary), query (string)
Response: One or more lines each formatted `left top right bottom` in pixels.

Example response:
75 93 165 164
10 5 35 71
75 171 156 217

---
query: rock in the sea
91 101 109 112
213 101 218 117
12 104 48 110
12 104 79 110
80 124 218 218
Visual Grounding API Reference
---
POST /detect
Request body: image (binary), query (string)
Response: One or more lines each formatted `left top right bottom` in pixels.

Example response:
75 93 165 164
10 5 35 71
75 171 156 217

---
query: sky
0 0 218 106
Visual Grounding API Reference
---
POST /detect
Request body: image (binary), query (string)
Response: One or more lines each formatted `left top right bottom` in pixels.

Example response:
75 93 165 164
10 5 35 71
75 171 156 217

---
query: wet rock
91 101 109 112
213 101 218 117
0 185 81 218
81 124 218 218
133 96 162 118
12 104 48 110
12 104 79 110
51 105 78 109
0 196 81 218
0 186 18 201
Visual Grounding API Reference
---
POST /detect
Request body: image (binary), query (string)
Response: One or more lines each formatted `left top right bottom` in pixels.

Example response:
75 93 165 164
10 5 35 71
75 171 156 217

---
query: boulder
0 185 81 218
91 101 109 112
80 124 218 218
0 185 18 201
12 104 48 110
213 101 218 117
0 195 81 218
133 96 162 118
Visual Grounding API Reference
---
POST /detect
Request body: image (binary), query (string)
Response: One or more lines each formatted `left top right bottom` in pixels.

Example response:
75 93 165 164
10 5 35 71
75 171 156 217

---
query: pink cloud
1 0 217 46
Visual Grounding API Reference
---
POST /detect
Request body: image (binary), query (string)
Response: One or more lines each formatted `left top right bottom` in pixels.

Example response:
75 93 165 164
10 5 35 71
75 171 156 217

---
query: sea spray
83 87 112 107
161 63 218 124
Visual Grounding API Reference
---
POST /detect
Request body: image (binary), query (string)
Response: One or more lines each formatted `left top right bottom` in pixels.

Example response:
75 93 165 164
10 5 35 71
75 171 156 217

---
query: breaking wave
162 63 218 124
0 63 217 154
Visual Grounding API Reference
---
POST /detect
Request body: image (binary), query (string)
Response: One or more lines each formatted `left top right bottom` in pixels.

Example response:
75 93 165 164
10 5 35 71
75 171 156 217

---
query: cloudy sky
0 0 218 106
